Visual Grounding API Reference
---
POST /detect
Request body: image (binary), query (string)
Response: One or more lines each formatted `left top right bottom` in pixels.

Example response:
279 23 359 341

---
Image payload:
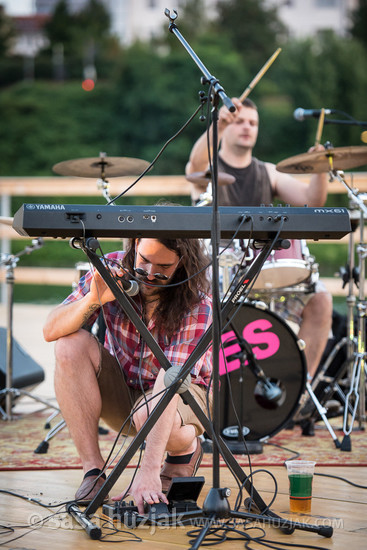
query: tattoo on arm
82 304 100 325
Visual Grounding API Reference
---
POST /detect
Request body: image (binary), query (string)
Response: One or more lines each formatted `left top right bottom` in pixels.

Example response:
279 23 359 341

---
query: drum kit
188 144 367 451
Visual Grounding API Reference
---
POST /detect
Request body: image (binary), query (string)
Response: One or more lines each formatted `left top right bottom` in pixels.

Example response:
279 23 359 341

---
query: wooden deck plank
0 466 366 549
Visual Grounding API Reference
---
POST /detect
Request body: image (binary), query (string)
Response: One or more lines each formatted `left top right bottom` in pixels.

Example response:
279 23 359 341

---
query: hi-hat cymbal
0 216 14 226
276 146 367 174
186 170 236 190
52 156 150 178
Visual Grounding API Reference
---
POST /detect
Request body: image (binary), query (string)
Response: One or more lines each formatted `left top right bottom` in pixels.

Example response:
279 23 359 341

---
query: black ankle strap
84 468 106 480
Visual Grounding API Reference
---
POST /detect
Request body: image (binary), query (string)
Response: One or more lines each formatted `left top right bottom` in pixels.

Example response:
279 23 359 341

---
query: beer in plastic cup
285 460 316 513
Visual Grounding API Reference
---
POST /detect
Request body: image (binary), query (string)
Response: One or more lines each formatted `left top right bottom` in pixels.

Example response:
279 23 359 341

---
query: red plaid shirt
63 251 213 389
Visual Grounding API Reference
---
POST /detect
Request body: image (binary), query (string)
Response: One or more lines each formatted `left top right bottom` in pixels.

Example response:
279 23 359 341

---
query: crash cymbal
276 146 367 174
186 170 236 190
0 216 13 226
52 156 150 178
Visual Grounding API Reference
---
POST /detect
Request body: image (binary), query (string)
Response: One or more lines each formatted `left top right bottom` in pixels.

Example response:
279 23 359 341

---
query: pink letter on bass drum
219 319 280 376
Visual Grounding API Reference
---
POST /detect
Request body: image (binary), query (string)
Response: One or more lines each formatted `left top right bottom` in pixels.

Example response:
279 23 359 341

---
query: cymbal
52 156 150 178
276 146 367 174
186 170 236 190
0 216 13 226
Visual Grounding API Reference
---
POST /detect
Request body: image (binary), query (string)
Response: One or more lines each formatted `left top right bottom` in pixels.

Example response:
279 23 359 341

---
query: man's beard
136 275 166 297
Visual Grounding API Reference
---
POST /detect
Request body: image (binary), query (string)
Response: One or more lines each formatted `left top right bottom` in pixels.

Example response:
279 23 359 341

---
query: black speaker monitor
0 327 45 394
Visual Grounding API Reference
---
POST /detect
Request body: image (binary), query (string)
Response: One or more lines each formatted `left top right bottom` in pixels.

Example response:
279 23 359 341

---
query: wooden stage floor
1 463 366 549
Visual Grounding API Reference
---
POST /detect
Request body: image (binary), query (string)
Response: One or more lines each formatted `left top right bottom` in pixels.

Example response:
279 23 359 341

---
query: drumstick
314 108 325 146
239 47 282 102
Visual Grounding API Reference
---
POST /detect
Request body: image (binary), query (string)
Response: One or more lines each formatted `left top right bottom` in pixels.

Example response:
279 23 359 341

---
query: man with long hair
43 237 212 514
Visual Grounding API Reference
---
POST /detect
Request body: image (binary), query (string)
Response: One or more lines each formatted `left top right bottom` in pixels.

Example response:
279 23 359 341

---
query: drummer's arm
267 144 329 207
186 98 243 195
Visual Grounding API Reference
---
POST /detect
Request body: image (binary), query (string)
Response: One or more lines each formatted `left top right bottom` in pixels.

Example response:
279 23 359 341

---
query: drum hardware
52 151 150 204
0 239 59 420
275 143 367 449
295 167 367 450
188 171 236 207
328 170 366 450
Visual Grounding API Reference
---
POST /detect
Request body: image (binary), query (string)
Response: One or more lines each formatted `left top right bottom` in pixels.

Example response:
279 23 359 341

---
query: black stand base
202 437 263 455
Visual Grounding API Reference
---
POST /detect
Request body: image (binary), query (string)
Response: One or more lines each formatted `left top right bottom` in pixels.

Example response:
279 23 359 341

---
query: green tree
349 0 367 49
43 0 76 56
214 0 287 72
42 0 117 79
0 4 15 57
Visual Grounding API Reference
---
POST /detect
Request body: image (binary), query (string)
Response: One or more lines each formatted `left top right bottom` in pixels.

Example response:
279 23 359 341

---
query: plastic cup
285 460 316 514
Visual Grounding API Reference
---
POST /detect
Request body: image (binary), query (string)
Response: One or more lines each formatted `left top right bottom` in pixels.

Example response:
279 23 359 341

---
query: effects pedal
102 476 205 527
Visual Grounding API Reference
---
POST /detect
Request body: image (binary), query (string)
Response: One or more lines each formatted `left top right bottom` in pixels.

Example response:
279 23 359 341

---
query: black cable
98 518 142 543
108 103 203 205
264 442 301 461
314 472 367 489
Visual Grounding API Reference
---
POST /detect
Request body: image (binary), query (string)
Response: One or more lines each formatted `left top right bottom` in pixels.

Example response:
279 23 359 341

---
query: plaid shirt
63 251 213 390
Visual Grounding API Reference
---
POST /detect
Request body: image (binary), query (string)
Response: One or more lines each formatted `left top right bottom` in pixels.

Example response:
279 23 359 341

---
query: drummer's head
222 97 259 152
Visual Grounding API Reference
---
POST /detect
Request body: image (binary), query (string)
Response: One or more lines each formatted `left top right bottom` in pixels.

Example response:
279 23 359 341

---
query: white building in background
34 0 360 42
2 0 361 52
267 0 359 38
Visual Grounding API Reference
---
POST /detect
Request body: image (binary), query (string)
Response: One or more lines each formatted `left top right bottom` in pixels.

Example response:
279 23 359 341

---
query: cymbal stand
0 238 59 420
329 170 367 450
96 152 114 204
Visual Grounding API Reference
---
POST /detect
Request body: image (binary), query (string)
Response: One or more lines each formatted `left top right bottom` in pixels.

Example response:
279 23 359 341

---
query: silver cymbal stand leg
330 170 367 450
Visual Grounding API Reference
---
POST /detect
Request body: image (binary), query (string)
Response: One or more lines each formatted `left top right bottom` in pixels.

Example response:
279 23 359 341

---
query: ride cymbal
276 146 367 174
186 170 236 190
52 156 150 178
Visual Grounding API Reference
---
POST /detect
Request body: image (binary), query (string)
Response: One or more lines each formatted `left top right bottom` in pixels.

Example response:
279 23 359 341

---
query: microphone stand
323 118 367 127
166 6 233 521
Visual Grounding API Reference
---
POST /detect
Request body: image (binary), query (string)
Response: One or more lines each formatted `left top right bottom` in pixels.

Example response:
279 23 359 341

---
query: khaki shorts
96 342 212 437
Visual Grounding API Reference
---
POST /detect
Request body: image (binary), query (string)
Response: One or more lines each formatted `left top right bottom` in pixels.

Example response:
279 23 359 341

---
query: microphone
254 379 283 406
293 107 335 121
119 278 139 297
225 348 283 405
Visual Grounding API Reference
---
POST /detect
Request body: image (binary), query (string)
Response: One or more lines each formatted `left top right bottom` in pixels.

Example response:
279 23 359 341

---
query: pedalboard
102 476 205 527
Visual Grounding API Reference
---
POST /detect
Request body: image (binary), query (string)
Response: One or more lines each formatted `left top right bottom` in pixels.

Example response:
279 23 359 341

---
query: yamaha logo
26 204 66 211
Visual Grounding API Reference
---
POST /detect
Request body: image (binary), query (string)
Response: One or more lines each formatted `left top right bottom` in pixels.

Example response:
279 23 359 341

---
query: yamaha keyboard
12 203 351 240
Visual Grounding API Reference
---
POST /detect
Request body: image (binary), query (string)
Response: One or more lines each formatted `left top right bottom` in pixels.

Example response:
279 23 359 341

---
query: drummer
186 96 330 380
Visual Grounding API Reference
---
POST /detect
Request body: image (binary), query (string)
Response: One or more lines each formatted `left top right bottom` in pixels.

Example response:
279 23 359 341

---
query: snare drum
251 239 315 291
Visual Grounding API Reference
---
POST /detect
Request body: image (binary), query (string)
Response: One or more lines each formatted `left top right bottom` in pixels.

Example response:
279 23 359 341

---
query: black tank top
218 156 274 206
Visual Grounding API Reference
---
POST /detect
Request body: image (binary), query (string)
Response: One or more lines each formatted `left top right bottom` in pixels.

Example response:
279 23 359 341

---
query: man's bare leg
298 291 333 379
54 329 105 474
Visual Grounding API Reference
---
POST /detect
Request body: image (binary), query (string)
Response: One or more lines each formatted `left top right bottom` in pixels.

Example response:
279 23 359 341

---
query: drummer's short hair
242 98 257 111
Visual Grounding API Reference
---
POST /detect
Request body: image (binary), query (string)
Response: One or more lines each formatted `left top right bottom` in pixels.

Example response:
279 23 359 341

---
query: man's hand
89 267 126 305
218 97 242 131
111 466 168 515
307 143 326 154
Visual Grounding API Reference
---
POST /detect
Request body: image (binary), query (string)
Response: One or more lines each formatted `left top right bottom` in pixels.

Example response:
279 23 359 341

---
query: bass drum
219 302 307 441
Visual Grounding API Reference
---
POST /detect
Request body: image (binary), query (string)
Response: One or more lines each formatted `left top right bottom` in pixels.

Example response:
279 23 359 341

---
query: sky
1 1 34 15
